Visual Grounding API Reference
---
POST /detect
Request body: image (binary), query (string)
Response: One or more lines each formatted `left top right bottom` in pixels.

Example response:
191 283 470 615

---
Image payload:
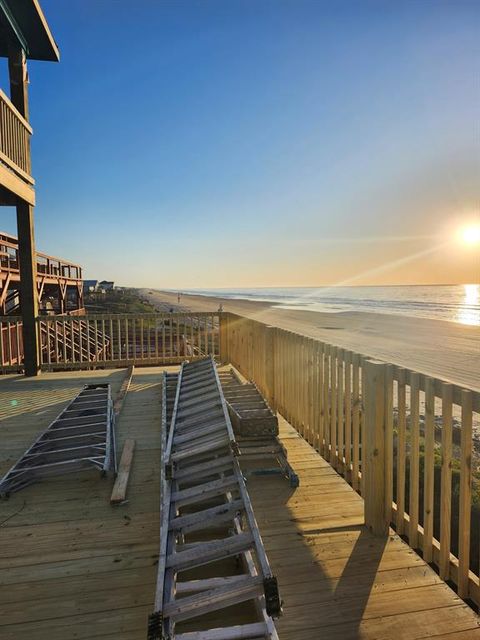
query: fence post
265 326 276 412
363 358 388 536
219 313 229 364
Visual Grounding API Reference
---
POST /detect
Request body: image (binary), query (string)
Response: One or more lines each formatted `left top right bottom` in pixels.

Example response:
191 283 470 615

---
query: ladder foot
264 575 282 617
147 611 164 640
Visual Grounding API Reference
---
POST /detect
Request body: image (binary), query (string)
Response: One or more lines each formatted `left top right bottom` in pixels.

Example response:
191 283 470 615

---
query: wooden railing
0 232 82 280
222 312 480 608
0 90 33 184
39 313 220 369
0 317 23 368
0 313 220 372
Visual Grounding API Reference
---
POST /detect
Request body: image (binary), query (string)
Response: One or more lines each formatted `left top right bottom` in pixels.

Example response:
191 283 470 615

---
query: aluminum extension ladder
0 384 116 498
149 358 281 640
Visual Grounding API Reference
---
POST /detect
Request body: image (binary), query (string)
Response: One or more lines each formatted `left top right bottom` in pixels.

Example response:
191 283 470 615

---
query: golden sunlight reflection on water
457 284 480 326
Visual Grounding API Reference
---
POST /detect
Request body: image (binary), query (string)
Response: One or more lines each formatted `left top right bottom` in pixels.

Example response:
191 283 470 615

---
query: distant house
83 280 98 293
98 280 114 292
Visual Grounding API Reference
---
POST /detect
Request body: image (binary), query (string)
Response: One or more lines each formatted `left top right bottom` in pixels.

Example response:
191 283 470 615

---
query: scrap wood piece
110 438 136 505
114 365 134 416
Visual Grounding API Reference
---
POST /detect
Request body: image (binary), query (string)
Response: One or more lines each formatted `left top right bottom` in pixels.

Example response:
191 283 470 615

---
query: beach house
0 0 60 375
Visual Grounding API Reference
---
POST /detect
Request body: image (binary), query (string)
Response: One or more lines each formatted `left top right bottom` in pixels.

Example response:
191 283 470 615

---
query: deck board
0 367 479 639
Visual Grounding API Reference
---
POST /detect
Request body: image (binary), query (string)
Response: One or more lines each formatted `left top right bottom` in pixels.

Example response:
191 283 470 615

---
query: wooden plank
409 372 420 548
110 439 136 505
423 376 435 563
396 368 407 535
458 389 472 598
440 383 453 580
384 363 393 522
330 345 337 468
113 366 134 415
363 359 387 536
337 348 344 473
351 352 360 491
344 350 352 481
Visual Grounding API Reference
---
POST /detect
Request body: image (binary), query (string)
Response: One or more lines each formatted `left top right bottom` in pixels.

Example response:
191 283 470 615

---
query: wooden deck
0 367 479 639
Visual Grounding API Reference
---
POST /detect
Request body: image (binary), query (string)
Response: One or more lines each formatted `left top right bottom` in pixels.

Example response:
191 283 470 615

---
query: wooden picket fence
222 312 480 607
0 313 220 371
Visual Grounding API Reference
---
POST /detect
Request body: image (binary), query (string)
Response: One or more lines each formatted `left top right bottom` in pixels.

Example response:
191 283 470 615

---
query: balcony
0 89 35 205
0 233 83 283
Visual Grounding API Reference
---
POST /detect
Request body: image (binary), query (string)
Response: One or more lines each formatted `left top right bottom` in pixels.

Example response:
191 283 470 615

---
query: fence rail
0 313 220 371
0 316 23 368
0 89 33 183
222 312 480 608
0 232 82 280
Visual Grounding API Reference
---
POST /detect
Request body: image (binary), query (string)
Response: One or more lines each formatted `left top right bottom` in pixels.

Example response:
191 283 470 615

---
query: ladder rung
173 421 225 445
171 475 238 507
169 497 244 533
176 574 249 594
163 574 264 623
177 401 222 421
175 622 268 640
174 430 230 454
166 532 254 571
170 436 230 462
174 454 234 482
177 390 219 409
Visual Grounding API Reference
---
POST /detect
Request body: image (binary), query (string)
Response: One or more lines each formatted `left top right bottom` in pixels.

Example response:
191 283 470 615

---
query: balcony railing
0 89 33 184
0 233 83 280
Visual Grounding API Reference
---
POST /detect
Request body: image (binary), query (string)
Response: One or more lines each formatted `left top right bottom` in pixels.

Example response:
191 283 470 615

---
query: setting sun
460 224 480 246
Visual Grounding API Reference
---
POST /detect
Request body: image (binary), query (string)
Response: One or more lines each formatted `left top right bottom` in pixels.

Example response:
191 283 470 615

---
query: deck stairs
39 318 110 364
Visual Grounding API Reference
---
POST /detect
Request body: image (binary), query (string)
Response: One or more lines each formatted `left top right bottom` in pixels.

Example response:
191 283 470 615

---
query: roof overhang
0 0 59 61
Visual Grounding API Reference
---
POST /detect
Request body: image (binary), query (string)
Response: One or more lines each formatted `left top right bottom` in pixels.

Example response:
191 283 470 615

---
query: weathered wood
110 439 135 505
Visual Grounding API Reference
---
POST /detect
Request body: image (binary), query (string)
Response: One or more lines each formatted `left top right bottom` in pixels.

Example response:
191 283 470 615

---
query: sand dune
140 289 479 392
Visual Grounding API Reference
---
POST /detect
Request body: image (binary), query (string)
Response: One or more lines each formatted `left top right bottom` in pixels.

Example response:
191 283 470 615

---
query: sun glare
460 224 480 246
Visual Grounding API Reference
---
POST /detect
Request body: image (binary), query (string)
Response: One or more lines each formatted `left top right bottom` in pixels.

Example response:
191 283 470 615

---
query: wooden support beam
8 47 29 120
9 47 38 376
16 203 40 376
110 438 135 505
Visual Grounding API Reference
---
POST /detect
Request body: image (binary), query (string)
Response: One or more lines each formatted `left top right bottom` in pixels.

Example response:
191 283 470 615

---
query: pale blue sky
2 0 479 286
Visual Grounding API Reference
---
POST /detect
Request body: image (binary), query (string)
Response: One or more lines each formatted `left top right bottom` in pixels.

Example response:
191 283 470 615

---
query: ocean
179 284 480 326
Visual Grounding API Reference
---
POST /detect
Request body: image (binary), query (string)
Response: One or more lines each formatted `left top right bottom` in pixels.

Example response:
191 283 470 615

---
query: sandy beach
140 288 479 392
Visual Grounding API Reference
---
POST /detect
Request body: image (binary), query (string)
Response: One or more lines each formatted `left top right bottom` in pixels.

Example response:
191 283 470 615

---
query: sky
1 0 479 287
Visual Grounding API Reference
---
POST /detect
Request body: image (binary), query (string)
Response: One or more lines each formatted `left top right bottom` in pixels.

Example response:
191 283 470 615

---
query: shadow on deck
0 367 478 639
